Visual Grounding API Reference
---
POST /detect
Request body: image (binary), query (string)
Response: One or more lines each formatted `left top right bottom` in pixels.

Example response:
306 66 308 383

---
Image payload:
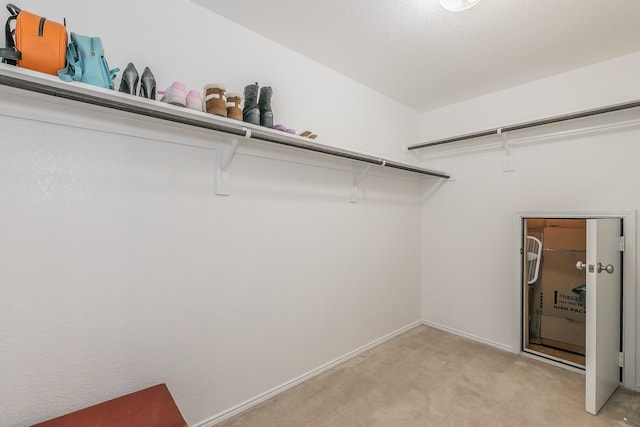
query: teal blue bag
58 32 119 89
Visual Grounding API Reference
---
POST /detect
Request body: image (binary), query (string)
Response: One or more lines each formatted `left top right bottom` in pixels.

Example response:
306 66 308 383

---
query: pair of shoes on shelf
158 82 203 111
204 84 242 120
119 63 157 99
243 82 273 127
299 131 318 140
272 124 296 134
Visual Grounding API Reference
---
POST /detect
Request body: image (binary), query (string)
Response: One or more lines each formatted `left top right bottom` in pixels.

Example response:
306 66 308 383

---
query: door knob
597 263 614 274
576 261 587 271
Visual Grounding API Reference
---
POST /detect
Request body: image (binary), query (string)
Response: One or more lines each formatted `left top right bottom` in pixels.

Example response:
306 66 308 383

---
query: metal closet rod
0 65 450 180
408 99 640 150
247 128 451 178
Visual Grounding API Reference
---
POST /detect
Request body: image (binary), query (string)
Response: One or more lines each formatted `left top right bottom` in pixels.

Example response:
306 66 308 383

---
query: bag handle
6 3 21 16
5 3 20 52
0 3 21 65
58 42 82 82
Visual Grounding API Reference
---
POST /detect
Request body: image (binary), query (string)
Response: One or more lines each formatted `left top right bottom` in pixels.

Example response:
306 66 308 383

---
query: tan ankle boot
226 93 243 121
204 84 228 117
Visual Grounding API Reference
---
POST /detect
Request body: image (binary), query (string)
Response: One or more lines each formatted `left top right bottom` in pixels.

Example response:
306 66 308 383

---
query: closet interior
523 218 587 368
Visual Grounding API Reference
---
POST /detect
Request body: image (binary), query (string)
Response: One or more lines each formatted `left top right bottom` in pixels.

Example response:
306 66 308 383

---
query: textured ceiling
192 0 640 112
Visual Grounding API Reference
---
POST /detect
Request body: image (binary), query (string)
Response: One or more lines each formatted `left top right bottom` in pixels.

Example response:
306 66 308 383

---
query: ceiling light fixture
438 0 481 12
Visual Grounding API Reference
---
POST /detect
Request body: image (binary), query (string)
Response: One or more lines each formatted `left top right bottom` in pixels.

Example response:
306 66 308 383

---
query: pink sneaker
186 90 203 111
159 82 187 107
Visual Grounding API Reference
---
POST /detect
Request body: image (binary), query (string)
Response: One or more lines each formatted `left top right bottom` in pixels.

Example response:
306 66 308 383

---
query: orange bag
0 4 67 75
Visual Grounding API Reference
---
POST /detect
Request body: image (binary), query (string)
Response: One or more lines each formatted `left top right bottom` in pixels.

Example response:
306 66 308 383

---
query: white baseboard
193 320 422 427
421 320 514 353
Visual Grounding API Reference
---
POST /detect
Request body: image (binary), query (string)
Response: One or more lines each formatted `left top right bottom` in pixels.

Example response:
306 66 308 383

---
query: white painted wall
0 1 425 425
418 51 640 387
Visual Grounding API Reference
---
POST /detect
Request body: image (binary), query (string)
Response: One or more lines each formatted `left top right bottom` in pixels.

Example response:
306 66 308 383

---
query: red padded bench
32 383 187 427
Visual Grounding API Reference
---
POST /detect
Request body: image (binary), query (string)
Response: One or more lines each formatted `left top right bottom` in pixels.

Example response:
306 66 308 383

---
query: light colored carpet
217 325 640 426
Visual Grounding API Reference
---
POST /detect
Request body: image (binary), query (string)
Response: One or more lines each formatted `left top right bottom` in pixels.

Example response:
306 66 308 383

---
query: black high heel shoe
139 67 156 100
119 63 139 95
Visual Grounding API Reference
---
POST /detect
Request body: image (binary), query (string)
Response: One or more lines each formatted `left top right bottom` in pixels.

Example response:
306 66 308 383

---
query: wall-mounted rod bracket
216 127 252 196
421 178 447 203
221 128 250 172
498 128 509 152
498 128 515 172
350 163 374 203
355 164 373 187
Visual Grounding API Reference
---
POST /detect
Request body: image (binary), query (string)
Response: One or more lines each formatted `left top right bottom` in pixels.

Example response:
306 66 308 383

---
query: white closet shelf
0 64 450 180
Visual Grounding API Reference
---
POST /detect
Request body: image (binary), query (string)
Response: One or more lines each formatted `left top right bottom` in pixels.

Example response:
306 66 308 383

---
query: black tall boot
243 82 260 125
258 86 273 128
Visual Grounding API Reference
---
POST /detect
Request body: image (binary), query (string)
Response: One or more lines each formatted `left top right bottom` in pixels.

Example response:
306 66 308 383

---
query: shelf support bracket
216 128 251 196
421 178 447 203
499 128 515 172
350 163 375 203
